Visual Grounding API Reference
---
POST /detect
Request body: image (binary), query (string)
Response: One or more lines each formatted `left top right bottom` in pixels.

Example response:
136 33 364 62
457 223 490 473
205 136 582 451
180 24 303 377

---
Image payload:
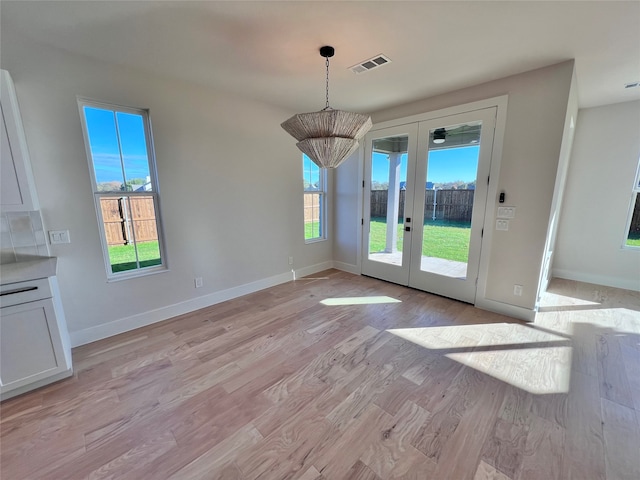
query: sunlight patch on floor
387 323 572 394
446 346 572 394
538 291 601 309
321 296 402 306
387 323 567 349
537 307 640 337
580 308 640 334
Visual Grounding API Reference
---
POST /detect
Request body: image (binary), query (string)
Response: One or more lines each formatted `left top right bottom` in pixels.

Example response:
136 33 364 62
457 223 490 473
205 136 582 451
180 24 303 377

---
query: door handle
0 286 38 296
405 226 411 232
405 217 411 223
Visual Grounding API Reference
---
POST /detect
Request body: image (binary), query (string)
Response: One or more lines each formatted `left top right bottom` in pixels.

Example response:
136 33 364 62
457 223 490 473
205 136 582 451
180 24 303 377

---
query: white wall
554 101 640 290
335 62 574 315
1 32 333 344
333 149 361 273
537 68 579 296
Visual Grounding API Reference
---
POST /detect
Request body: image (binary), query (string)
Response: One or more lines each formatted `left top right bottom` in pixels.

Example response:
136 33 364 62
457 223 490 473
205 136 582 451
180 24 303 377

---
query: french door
362 107 496 304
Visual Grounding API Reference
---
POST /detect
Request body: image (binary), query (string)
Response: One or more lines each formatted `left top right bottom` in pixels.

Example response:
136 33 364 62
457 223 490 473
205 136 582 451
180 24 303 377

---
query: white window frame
77 98 167 280
622 157 640 249
303 155 327 243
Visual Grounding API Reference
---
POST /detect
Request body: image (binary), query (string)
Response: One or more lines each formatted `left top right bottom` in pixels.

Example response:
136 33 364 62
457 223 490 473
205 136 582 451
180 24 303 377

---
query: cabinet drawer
0 278 51 307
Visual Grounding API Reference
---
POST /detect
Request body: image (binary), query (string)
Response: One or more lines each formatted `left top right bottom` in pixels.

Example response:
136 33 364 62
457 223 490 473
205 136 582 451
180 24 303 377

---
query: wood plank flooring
1 270 639 479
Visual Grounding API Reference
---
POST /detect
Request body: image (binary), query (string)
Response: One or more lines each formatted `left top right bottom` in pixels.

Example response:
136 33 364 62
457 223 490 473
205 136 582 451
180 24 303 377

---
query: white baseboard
552 268 640 292
293 261 334 279
70 261 344 347
332 261 360 275
327 262 537 322
71 265 339 347
475 297 536 322
329 262 536 321
73 259 576 347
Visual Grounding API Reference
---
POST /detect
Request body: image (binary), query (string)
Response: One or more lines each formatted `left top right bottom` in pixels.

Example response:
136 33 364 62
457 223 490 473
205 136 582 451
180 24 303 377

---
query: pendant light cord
324 56 331 110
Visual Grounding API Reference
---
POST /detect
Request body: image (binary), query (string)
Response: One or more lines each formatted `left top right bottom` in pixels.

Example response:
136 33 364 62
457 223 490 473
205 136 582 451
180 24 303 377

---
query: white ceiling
2 1 639 113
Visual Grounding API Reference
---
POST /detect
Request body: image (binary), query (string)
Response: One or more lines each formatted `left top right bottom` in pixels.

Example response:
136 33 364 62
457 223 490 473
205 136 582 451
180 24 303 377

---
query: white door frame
358 95 509 307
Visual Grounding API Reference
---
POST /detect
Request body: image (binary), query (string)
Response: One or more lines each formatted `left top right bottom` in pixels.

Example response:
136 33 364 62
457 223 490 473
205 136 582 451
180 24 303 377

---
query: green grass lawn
108 241 162 273
368 217 471 263
627 235 640 247
304 222 322 241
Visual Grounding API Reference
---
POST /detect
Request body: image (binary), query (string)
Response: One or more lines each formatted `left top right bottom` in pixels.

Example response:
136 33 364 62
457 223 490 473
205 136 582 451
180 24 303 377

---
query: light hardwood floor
1 270 639 479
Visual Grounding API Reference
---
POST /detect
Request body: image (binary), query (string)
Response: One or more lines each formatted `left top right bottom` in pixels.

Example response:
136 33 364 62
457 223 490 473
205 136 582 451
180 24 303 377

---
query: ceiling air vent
350 54 391 74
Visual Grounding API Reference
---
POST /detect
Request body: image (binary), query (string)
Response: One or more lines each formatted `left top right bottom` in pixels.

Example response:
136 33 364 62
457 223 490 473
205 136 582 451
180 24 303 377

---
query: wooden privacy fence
303 193 321 223
370 189 475 222
100 196 158 246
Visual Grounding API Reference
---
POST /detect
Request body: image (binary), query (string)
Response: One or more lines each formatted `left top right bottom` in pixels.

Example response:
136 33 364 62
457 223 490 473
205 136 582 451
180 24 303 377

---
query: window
624 157 640 248
303 154 326 242
78 99 166 279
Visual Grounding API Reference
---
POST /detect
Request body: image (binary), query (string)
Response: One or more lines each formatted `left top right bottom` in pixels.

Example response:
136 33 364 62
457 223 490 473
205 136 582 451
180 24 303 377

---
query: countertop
0 256 58 285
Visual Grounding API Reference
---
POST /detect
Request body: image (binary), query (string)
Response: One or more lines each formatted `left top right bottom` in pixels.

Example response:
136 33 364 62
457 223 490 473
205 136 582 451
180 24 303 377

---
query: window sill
304 237 327 245
106 265 169 282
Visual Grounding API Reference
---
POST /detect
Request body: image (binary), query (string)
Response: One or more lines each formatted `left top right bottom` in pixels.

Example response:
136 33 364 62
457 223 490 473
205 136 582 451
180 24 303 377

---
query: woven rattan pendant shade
281 109 372 169
281 46 372 169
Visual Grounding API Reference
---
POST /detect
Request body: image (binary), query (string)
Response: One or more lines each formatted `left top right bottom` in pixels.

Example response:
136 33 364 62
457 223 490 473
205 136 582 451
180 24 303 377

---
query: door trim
370 95 508 133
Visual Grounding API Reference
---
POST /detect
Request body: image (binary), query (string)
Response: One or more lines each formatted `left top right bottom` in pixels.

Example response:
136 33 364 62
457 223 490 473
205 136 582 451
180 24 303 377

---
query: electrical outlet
194 277 203 288
288 256 294 265
513 284 523 296
49 230 71 244
496 219 509 231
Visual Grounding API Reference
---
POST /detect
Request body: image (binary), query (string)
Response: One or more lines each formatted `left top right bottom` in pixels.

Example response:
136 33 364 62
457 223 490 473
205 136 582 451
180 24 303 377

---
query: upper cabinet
1 69 39 212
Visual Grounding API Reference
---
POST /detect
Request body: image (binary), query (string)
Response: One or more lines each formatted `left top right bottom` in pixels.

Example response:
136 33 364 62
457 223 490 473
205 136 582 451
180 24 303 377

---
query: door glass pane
420 121 482 278
368 135 408 265
626 193 640 247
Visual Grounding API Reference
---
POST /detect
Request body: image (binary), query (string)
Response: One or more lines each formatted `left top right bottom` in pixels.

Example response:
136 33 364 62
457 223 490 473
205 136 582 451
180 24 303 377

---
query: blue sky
84 107 151 185
85 109 477 189
372 145 480 185
303 154 321 188
304 146 479 187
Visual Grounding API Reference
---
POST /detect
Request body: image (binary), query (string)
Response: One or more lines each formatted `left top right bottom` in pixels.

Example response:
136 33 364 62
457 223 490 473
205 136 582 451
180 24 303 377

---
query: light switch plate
49 230 70 244
496 220 509 231
497 206 516 218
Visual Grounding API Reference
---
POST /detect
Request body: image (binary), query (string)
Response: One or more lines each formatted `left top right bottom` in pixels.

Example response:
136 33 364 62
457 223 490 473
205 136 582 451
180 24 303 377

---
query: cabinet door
0 299 66 391
0 70 38 212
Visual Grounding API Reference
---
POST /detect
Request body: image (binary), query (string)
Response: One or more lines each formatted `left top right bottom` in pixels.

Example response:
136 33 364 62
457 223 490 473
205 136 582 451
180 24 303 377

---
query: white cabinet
1 299 64 387
0 69 39 212
0 276 72 400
